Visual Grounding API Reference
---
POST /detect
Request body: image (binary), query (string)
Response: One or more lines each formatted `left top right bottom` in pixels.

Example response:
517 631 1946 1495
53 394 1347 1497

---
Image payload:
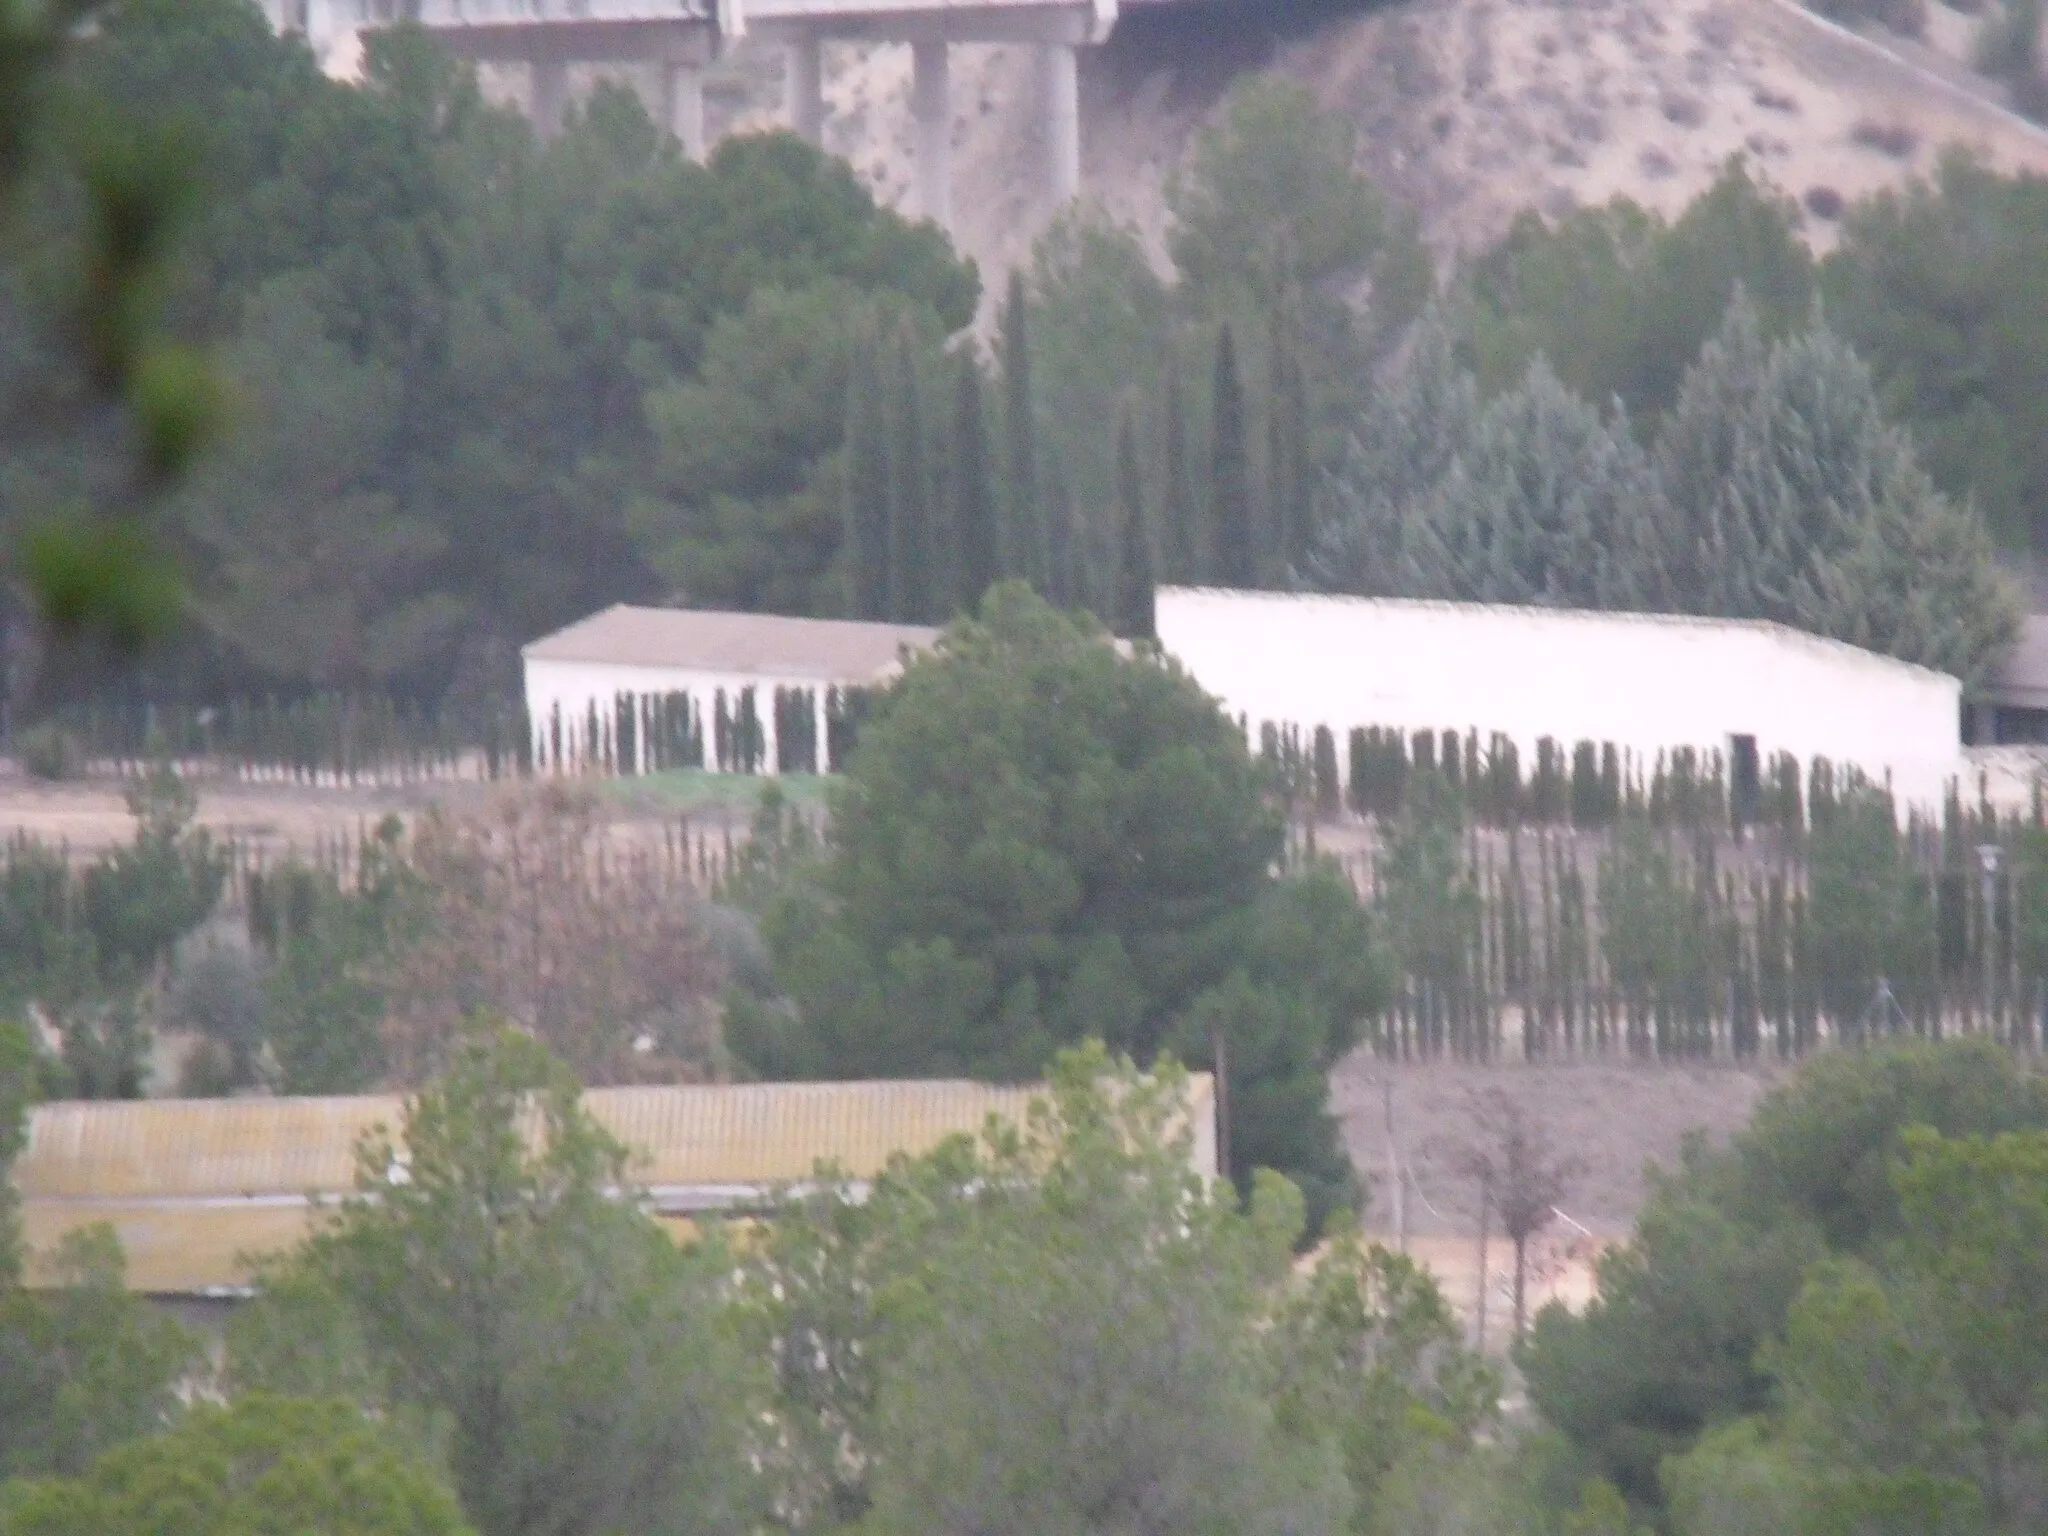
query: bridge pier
785 32 825 145
1041 42 1079 204
531 52 571 137
911 41 953 228
287 2 1116 218
664 62 708 160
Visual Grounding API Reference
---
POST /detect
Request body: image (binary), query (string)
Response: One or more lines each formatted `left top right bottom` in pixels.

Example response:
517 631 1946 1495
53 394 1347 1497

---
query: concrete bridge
261 0 1125 229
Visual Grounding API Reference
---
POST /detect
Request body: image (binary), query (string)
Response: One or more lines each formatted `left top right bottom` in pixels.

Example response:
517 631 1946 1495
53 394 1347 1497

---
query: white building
523 604 938 775
1155 587 1966 813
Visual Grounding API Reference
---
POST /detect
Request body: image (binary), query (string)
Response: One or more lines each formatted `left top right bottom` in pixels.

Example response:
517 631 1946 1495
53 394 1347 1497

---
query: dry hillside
695 0 2048 288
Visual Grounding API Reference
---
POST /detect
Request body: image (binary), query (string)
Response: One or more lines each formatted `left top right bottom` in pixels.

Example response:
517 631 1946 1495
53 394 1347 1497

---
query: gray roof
1987 615 2048 709
524 604 940 684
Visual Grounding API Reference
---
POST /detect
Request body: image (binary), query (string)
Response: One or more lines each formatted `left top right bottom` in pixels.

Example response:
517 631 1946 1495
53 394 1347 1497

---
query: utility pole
1474 1169 1491 1353
1384 1071 1404 1254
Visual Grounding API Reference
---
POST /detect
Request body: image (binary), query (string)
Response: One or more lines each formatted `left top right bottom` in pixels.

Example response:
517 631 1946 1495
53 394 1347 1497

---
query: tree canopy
1314 291 2021 686
1523 1039 2048 1517
232 1026 756 1536
0 1395 475 1536
3 0 978 719
730 583 1385 1226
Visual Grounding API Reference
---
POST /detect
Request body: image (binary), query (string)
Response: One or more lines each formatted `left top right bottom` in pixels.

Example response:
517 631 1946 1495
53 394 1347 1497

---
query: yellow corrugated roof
17 1076 1215 1296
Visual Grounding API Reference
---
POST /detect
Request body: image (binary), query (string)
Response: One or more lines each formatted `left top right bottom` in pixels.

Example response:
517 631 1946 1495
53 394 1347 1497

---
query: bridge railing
342 0 711 26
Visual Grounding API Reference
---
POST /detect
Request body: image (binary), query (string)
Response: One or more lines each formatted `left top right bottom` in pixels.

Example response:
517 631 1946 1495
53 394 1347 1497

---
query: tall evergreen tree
1419 357 1664 611
1652 288 1771 615
1001 271 1043 590
843 326 893 620
950 350 998 615
1309 306 1480 596
1115 398 1155 639
1210 324 1256 589
886 324 932 622
1266 287 1312 583
1161 362 1196 583
1045 465 1077 608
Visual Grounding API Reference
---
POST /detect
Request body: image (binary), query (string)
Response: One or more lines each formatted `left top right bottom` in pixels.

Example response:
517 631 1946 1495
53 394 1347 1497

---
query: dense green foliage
1825 152 2048 553
1661 1121 2048 1534
738 1044 1495 1535
730 584 1386 1227
0 768 225 1097
10 8 2041 732
1523 1039 2048 1520
0 1031 1486 1536
1315 293 2021 686
3 1025 2047 1536
0 1394 474 1536
0 1227 195 1483
233 1027 755 1536
1457 155 2048 563
0 0 224 673
2 0 975 719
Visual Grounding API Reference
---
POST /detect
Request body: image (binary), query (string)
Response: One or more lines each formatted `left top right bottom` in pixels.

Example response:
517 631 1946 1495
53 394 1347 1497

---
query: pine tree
1664 299 2021 684
1114 398 1154 639
843 326 892 620
887 324 932 623
1161 363 1196 583
1211 324 1256 588
949 350 998 616
1307 305 1479 597
1000 271 1043 590
1419 357 1662 611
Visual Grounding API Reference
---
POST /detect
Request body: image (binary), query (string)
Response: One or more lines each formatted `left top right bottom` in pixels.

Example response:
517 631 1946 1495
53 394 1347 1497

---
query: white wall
1155 589 1965 813
524 658 833 774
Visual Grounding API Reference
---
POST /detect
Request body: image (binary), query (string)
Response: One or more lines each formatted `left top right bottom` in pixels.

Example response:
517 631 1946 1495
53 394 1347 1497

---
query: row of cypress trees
841 274 1319 641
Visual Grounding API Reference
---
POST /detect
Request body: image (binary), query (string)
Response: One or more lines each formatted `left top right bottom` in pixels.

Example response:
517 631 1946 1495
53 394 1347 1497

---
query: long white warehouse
1155 588 1965 812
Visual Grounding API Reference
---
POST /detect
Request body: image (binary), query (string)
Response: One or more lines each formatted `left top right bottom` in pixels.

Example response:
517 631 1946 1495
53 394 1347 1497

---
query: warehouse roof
1985 615 2048 710
522 604 940 683
1159 587 1960 687
17 1076 1217 1296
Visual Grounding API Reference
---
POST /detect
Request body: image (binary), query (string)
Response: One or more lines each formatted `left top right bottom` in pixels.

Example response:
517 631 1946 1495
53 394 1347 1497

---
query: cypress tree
1211 323 1256 588
887 324 932 622
1045 461 1075 608
1000 271 1043 589
1267 287 1312 581
1162 362 1196 583
949 350 997 616
1114 398 1154 639
1264 305 1290 583
843 326 892 620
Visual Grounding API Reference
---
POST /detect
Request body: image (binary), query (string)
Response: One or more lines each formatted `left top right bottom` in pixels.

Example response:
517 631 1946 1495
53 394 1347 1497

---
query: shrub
13 726 79 782
1804 185 1846 220
1849 118 1921 158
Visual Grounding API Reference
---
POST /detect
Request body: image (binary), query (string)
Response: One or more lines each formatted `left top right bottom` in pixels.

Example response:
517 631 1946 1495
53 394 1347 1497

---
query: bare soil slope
1332 1051 1781 1341
1331 1050 1781 1239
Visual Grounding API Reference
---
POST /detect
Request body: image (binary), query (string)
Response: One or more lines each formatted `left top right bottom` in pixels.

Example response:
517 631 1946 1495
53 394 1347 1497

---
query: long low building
1155 587 1966 812
523 603 939 776
16 1076 1217 1300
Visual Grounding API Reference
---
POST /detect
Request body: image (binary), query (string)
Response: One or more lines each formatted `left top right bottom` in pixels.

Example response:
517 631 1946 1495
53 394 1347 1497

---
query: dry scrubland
0 764 772 864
